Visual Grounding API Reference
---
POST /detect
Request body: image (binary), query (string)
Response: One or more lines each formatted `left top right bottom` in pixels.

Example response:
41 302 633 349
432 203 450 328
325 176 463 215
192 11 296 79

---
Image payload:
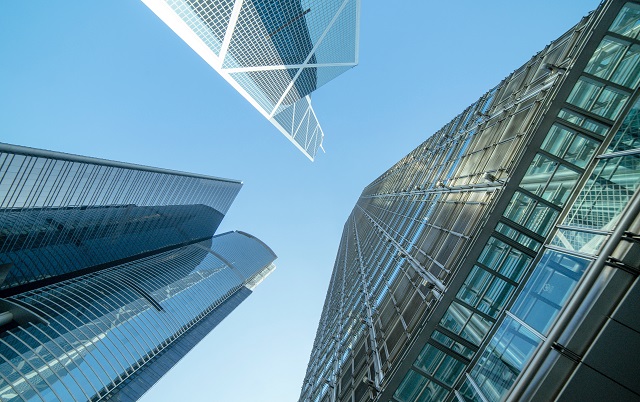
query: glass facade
299 1 640 401
142 0 360 160
0 144 278 401
0 143 241 292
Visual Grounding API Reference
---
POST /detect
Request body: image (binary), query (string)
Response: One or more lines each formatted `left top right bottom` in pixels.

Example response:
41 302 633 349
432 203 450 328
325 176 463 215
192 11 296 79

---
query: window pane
512 250 590 334
567 77 603 111
563 134 599 168
591 87 629 120
470 317 542 401
609 3 640 39
584 37 627 80
610 44 640 88
541 124 574 158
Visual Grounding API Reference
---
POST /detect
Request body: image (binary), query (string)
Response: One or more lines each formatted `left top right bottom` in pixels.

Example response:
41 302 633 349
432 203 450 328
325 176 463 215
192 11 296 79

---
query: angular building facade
299 1 640 401
141 0 360 161
0 143 277 401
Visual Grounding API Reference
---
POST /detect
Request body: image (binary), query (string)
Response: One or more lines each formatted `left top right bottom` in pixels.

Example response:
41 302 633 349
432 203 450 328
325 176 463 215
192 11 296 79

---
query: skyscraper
0 143 277 401
141 0 360 161
299 1 640 401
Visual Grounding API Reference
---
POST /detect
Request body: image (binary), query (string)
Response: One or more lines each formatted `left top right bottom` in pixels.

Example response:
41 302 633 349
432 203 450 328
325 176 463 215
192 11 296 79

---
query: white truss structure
142 0 360 161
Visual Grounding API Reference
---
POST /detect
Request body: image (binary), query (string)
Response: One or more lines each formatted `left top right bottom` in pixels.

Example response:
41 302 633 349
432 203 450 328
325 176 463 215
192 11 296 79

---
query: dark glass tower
299 1 640 401
0 144 277 401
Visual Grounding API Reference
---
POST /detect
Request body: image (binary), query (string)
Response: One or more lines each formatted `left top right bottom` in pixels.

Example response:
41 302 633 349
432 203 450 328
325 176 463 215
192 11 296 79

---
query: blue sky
0 1 599 401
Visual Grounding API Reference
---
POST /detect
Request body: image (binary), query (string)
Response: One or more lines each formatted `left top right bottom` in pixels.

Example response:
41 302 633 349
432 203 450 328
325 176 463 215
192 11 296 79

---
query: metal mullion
34 291 120 390
0 367 27 402
104 268 168 351
60 282 130 380
0 337 53 401
8 330 87 401
90 277 154 360
2 155 30 209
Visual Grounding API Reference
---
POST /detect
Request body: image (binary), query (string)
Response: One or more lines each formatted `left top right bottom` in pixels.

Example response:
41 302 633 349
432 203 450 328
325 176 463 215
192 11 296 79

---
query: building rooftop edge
0 142 243 185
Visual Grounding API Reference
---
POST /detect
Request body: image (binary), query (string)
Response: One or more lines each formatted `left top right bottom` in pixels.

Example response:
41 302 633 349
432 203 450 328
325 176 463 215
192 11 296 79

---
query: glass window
585 37 627 80
550 228 607 255
565 155 640 231
504 192 559 236
567 77 603 110
591 86 629 120
431 330 475 359
609 3 640 39
541 124 574 158
440 302 492 346
470 317 542 401
457 266 514 318
542 164 580 206
607 97 640 153
557 108 608 136
394 370 428 402
458 378 485 402
610 44 640 88
512 250 590 334
563 133 599 168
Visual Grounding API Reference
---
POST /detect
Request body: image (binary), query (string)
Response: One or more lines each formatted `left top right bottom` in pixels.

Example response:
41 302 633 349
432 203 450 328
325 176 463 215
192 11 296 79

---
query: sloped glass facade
141 0 360 160
299 1 640 401
0 144 277 401
0 232 277 401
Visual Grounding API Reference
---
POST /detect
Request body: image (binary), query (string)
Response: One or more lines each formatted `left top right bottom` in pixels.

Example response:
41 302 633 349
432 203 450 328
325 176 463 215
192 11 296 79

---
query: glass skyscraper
299 1 640 401
141 0 360 161
0 143 277 401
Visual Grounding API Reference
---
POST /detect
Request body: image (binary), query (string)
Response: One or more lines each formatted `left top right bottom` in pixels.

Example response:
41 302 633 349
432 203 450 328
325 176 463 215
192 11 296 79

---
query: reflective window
567 77 629 120
557 108 609 136
511 250 590 334
609 2 640 39
470 317 542 401
440 302 492 346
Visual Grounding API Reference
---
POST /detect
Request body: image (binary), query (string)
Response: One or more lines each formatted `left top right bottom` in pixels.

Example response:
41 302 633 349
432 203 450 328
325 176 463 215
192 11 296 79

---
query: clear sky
0 1 600 401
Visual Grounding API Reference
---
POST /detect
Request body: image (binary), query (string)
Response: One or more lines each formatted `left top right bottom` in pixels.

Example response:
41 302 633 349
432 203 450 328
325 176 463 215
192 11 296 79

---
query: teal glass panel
470 317 542 401
585 36 627 80
567 77 603 110
457 266 492 307
498 245 533 281
457 266 514 318
557 108 608 136
431 330 475 359
550 228 607 255
512 250 590 334
458 378 485 402
495 223 541 252
394 370 427 402
591 86 629 120
565 155 640 231
440 302 492 346
542 164 580 206
478 237 508 271
609 3 640 39
525 202 558 236
607 97 640 153
610 44 640 88
434 354 465 387
541 124 574 158
563 133 599 168
521 154 557 197
415 344 445 376
503 191 536 228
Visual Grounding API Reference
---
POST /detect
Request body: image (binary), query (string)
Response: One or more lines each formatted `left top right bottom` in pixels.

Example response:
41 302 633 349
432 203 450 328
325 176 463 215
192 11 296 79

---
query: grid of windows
144 0 360 160
0 231 276 401
300 2 640 401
